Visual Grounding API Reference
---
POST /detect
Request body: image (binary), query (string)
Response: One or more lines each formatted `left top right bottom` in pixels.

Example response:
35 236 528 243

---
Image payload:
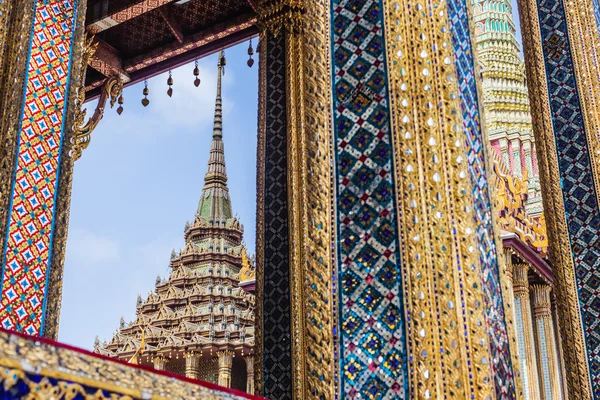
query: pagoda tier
95 52 256 394
472 0 543 217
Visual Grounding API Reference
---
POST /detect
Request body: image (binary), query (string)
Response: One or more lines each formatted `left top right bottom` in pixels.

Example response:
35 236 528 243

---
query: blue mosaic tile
330 0 408 396
593 0 600 39
447 0 517 396
536 0 600 394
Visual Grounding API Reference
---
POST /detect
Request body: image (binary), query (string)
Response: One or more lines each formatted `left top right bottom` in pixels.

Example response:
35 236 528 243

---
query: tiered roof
95 52 255 371
472 0 544 217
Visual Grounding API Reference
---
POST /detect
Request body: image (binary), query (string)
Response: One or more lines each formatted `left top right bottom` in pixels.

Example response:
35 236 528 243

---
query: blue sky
57 43 258 349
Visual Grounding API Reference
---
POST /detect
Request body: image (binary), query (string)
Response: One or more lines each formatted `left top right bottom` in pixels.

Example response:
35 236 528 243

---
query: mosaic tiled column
258 0 518 396
531 284 562 400
513 263 541 400
244 355 254 395
185 352 200 380
516 0 600 395
255 0 335 398
380 0 519 395
217 350 233 388
0 0 86 339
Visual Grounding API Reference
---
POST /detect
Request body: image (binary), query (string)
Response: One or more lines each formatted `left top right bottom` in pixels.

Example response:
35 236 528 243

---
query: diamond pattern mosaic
447 0 517 396
0 0 77 337
537 0 600 394
330 0 408 397
261 32 293 400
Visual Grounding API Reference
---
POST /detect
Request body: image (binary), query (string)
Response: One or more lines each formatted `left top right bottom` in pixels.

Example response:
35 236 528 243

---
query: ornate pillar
256 0 516 399
153 355 168 371
217 350 233 388
384 0 520 396
532 285 562 400
0 0 88 339
185 352 200 380
513 263 541 400
244 355 254 395
516 0 600 394
255 0 334 398
255 0 518 397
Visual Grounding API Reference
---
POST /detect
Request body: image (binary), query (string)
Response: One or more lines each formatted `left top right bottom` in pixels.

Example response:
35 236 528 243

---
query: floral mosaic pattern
330 0 408 397
0 0 77 336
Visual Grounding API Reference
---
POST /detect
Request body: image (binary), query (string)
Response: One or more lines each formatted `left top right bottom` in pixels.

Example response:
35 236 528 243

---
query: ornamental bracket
71 36 123 161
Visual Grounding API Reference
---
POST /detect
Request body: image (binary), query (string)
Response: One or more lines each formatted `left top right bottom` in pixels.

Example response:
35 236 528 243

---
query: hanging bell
142 83 149 107
167 73 173 97
247 40 254 68
117 94 124 115
193 61 201 87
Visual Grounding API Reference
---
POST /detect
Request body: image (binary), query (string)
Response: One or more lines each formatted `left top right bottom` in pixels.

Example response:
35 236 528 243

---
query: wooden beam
87 0 175 34
88 38 131 83
127 15 256 73
84 20 257 101
158 6 184 44
246 0 257 11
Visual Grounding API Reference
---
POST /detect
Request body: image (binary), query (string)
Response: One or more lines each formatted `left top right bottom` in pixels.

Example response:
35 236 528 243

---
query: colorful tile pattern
447 0 517 396
330 0 408 397
536 0 600 394
593 0 600 38
514 298 532 400
0 0 77 337
261 32 293 400
537 319 553 400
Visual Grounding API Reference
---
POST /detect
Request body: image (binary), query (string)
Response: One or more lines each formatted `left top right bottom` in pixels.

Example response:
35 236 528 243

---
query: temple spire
197 51 233 222
213 50 224 139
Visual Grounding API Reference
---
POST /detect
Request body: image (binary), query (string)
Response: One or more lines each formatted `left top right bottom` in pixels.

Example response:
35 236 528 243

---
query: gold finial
239 248 255 281
128 326 146 364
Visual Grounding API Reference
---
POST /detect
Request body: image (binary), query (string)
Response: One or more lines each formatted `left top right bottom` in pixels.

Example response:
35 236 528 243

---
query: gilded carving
491 155 548 255
256 0 303 36
253 30 266 396
516 0 593 395
0 330 250 399
71 35 123 161
255 0 334 397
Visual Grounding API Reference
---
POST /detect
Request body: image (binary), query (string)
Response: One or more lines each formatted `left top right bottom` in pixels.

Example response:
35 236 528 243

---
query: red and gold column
0 0 87 339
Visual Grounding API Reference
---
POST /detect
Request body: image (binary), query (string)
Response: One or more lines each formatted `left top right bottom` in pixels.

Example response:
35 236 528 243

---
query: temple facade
93 53 256 394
